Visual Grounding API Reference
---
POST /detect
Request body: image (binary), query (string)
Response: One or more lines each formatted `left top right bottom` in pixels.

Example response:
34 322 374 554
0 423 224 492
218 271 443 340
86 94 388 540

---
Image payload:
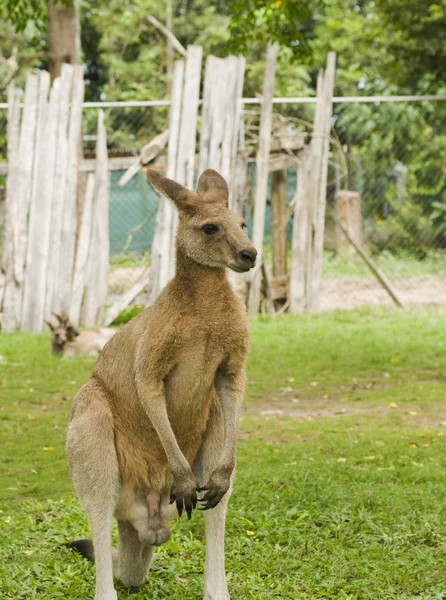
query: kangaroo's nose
240 248 257 264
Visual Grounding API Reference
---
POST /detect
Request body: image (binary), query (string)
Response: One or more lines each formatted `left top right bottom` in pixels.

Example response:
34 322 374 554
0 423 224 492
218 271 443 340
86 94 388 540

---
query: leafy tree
228 0 324 62
312 0 446 250
312 0 446 96
1 0 46 33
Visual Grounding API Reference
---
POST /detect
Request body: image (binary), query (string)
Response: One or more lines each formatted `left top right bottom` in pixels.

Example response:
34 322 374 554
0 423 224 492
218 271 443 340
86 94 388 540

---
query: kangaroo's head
46 320 68 356
53 312 80 342
146 169 257 273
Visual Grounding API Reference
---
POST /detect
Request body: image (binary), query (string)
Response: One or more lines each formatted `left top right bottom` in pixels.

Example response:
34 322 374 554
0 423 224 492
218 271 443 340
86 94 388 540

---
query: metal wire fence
1 96 445 314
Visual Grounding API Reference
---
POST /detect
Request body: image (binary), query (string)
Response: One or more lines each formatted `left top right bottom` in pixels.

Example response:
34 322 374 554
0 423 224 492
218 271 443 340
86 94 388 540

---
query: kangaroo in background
66 169 257 600
46 313 115 358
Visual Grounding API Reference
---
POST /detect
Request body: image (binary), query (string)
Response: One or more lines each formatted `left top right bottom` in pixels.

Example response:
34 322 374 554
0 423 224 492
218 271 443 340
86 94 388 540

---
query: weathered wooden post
147 59 185 307
2 74 39 332
289 147 311 313
3 65 112 332
247 42 278 315
147 45 202 305
45 64 74 319
334 190 364 254
169 45 202 277
308 52 336 312
21 71 59 331
82 109 110 326
289 52 336 314
270 168 287 277
55 65 84 315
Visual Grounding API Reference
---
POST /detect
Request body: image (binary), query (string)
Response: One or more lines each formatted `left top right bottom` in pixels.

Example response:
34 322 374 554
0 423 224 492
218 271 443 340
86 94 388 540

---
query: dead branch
145 15 187 57
122 208 158 253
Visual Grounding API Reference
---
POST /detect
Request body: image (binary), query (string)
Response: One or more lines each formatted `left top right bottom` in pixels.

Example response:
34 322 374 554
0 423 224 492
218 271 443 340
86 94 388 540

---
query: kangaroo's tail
65 539 95 562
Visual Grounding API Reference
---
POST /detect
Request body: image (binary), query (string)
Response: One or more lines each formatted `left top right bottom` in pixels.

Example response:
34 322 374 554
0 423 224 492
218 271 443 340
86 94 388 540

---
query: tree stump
335 190 364 253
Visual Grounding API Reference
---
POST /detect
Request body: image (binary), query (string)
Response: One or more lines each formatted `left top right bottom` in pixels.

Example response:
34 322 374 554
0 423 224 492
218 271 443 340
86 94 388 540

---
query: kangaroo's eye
202 224 219 235
241 222 247 230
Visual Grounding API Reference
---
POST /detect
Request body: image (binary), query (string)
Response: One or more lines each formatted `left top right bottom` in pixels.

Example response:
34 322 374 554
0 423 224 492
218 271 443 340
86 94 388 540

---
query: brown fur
66 169 257 600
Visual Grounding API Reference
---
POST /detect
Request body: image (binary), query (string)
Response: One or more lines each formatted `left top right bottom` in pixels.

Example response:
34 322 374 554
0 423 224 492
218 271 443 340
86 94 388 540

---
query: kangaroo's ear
196 169 228 206
146 169 197 214
54 312 69 327
45 320 55 332
67 325 80 338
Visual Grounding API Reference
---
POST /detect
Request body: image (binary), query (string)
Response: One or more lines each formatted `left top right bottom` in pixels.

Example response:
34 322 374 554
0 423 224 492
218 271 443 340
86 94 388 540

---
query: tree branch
145 14 187 57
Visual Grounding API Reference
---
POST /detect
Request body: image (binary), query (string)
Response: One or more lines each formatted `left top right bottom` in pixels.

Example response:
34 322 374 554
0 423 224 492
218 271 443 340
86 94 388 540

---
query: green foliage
2 310 446 598
311 1 446 252
228 0 324 61
1 0 45 33
430 201 446 237
1 0 74 33
312 0 446 95
371 0 446 93
111 304 145 326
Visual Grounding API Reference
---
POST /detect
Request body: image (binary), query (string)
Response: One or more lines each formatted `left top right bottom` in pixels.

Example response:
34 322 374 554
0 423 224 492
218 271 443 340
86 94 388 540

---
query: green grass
108 248 446 280
321 249 446 279
110 252 150 271
1 308 446 599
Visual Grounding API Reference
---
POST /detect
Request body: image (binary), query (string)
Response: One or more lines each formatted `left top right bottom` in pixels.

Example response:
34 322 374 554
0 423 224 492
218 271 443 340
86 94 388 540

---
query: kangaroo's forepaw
198 480 230 511
198 466 232 511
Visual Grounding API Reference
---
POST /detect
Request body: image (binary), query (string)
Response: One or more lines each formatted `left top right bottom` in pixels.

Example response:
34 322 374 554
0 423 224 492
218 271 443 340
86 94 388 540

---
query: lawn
1 308 446 599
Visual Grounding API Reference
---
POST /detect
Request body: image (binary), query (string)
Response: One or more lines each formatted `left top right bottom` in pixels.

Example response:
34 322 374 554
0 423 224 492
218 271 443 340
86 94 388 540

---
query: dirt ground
108 270 446 312
242 390 446 431
319 275 446 311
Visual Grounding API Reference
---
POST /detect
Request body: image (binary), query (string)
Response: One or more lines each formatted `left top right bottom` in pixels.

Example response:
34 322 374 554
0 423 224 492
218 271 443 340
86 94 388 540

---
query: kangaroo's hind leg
67 383 120 600
193 400 234 600
116 520 154 590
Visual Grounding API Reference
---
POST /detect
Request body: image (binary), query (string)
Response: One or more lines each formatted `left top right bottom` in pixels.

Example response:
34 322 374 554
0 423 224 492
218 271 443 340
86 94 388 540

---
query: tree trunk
47 0 81 80
271 169 287 276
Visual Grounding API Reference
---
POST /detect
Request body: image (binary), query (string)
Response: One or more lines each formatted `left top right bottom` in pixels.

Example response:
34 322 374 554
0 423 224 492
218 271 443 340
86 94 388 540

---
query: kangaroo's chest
164 328 226 407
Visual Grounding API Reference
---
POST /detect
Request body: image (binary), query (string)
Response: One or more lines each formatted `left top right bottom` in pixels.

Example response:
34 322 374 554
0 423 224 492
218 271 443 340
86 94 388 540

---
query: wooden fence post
308 52 336 312
70 173 95 324
199 55 245 185
0 83 20 324
169 45 202 277
271 168 287 276
21 71 59 331
335 190 364 253
2 74 39 332
289 53 336 315
56 64 84 314
82 109 110 326
147 59 184 307
289 148 311 313
3 67 112 331
46 64 73 317
247 42 278 315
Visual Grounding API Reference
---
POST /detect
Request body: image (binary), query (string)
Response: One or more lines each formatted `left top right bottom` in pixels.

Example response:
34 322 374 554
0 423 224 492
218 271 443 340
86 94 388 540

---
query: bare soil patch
320 276 446 311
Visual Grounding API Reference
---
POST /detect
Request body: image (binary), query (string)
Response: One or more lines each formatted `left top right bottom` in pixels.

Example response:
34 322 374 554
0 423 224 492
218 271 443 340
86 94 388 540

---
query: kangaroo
47 314 116 358
66 169 257 600
53 312 80 342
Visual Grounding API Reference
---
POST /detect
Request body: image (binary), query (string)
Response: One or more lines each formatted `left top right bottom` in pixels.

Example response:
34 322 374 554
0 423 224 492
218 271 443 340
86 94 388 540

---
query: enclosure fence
1 94 445 317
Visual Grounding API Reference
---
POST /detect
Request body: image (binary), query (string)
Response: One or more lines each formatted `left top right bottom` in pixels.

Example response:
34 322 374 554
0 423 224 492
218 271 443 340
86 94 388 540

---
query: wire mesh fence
1 96 445 316
320 98 446 311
